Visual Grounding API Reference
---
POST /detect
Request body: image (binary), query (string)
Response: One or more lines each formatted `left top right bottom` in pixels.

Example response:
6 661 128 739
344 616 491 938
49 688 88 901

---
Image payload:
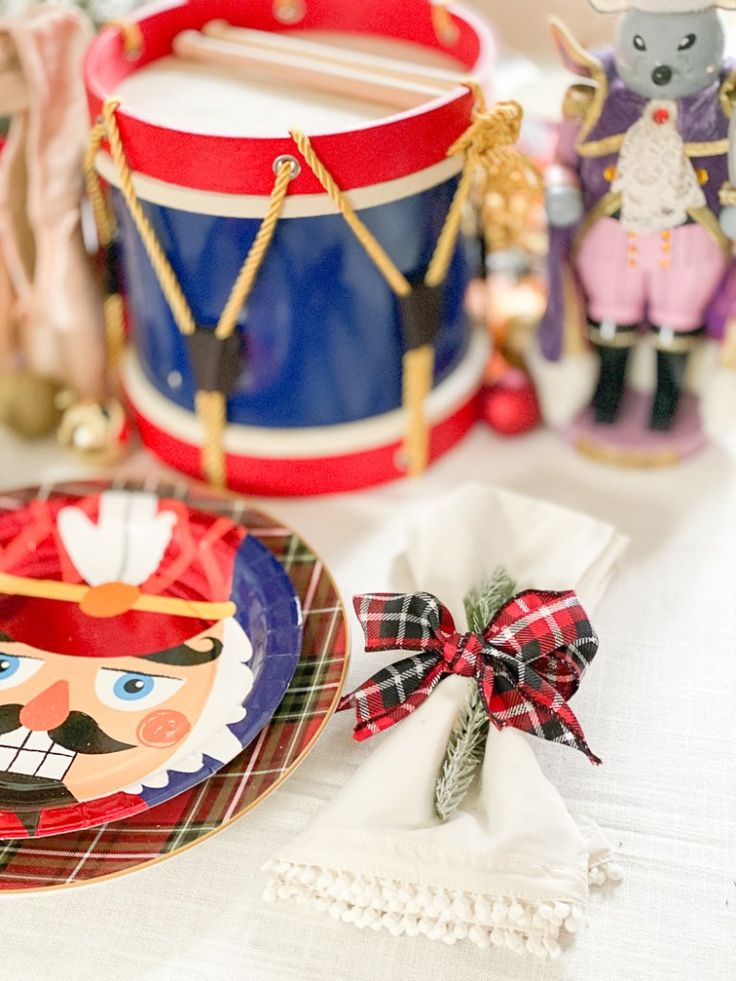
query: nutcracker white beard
612 100 707 234
123 616 254 795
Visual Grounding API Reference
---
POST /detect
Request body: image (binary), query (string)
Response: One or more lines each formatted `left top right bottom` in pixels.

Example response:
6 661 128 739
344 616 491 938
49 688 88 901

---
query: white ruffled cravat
265 486 628 959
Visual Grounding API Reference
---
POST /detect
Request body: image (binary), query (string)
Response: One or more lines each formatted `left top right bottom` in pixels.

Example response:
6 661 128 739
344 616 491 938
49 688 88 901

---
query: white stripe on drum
121 327 489 459
95 152 463 220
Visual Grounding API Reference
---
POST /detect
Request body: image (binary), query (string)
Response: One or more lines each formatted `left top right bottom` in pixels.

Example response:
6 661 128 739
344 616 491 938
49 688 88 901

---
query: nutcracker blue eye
95 669 185 712
0 656 19 680
114 673 155 701
0 654 43 689
633 35 646 51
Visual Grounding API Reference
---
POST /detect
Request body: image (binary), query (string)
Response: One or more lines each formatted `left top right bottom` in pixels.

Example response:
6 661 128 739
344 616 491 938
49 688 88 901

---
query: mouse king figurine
538 0 736 449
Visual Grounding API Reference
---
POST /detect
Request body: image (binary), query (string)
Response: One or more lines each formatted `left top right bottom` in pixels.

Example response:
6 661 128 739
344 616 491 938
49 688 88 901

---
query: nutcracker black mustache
0 703 135 755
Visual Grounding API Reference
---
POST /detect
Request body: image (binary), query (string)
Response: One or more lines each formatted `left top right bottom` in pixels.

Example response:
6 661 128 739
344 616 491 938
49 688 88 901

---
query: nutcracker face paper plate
0 485 302 839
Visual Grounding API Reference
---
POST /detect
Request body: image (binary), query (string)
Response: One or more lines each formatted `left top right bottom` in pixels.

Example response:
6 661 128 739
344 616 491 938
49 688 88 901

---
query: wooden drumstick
202 20 463 92
172 30 450 111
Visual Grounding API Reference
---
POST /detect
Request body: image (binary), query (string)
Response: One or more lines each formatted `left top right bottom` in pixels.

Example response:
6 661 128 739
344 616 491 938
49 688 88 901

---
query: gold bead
0 370 65 439
696 168 709 186
604 165 617 183
57 398 129 465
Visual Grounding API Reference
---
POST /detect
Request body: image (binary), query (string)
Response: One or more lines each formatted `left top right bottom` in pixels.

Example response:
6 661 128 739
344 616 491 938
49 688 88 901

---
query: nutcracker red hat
0 491 245 658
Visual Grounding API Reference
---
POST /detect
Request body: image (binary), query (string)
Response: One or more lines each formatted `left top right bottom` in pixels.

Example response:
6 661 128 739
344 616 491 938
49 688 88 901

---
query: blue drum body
115 176 471 429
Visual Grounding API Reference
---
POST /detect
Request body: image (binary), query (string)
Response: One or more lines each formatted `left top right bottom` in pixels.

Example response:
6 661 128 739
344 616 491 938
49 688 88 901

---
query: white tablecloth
1 424 734 981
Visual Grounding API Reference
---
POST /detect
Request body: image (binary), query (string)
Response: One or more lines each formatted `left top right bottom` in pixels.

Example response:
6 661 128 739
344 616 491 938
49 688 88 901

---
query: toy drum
84 0 496 496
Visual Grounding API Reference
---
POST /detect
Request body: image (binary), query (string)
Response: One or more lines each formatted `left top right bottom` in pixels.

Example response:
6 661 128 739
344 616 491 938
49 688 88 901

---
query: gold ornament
562 83 597 122
57 398 129 465
0 370 65 439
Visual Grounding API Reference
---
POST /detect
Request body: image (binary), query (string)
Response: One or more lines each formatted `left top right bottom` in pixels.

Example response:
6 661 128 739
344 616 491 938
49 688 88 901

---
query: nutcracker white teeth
0 728 76 781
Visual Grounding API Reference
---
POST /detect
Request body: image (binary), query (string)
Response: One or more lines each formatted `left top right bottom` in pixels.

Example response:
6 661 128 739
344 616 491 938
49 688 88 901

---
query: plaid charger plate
0 479 348 893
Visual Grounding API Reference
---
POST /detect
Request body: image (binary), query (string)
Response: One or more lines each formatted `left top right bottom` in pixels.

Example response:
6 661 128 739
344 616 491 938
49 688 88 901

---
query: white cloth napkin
265 485 628 959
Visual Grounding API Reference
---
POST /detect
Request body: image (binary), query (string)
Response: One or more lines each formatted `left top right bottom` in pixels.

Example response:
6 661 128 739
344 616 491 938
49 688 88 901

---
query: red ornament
481 370 541 437
653 108 670 125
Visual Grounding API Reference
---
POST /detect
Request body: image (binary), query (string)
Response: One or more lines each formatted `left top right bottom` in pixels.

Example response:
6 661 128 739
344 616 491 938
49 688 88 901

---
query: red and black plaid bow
339 590 601 763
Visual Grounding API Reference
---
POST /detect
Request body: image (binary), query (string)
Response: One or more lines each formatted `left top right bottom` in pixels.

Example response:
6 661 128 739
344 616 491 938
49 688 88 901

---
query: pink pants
576 217 728 331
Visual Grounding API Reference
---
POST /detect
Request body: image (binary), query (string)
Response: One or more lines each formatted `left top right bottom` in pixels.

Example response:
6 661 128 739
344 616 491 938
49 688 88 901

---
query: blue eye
96 669 185 712
0 656 18 680
0 653 43 689
113 673 155 701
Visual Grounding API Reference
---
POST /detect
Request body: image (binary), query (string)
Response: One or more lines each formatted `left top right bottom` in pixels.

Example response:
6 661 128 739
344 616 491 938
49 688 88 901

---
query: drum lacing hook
273 155 301 180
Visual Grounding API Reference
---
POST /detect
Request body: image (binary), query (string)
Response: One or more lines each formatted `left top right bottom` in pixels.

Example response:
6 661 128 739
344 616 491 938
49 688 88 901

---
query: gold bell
57 398 130 465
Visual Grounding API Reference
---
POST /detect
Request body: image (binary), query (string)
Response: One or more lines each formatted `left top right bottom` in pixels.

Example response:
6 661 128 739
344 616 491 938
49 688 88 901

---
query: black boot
591 345 631 425
648 325 703 432
588 322 637 425
649 350 688 431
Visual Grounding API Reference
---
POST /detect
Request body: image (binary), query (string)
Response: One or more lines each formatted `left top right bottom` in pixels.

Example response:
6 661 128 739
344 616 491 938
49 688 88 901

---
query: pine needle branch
434 567 517 822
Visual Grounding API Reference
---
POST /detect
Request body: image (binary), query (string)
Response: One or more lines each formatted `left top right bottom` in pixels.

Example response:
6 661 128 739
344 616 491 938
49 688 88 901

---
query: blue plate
0 485 303 838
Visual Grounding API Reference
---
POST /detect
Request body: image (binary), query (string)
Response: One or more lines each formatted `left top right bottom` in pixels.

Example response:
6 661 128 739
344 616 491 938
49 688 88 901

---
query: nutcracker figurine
538 0 736 463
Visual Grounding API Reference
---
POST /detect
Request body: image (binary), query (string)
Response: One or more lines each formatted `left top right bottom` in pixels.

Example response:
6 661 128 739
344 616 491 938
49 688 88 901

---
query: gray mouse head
613 8 724 98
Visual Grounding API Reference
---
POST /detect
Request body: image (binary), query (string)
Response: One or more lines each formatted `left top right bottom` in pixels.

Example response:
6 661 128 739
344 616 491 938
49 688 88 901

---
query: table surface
1 424 734 981
4 3 736 974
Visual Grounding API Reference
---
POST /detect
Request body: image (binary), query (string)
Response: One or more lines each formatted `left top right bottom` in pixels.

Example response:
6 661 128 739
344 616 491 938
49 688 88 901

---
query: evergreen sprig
434 568 517 822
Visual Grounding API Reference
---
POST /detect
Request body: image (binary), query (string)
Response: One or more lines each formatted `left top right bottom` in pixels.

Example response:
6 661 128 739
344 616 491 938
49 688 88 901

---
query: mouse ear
550 18 605 78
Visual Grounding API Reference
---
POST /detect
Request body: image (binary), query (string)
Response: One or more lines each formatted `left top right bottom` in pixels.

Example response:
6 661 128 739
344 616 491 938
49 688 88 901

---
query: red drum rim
84 0 495 197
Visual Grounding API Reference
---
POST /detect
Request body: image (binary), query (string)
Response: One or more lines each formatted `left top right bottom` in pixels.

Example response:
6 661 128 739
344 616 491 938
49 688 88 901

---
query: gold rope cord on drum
85 98 296 488
215 161 294 341
85 88 534 484
195 390 229 489
291 85 535 476
101 99 198 338
105 19 144 58
84 119 127 378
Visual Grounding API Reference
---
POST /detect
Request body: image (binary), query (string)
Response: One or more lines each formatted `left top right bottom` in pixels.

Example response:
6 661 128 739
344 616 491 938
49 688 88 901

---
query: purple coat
540 46 735 361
